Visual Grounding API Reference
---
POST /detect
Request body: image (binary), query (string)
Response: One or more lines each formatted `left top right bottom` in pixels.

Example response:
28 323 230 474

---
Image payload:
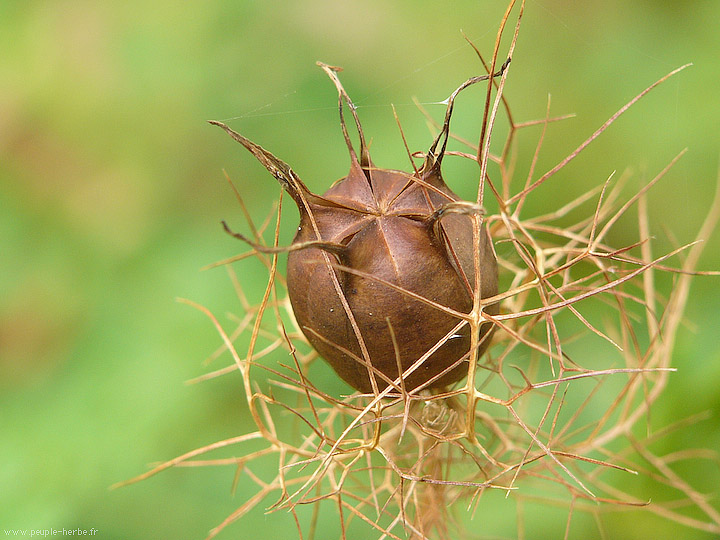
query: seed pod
212 63 500 394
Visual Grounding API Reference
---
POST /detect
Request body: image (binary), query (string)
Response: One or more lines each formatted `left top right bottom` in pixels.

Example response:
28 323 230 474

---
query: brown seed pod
212 62 502 394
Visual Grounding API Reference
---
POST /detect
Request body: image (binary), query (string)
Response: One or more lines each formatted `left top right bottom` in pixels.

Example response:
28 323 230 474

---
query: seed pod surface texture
288 164 498 393
213 64 499 394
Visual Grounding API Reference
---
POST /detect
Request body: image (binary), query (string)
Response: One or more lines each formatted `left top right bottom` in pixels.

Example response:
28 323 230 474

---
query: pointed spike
425 59 511 171
208 120 312 205
317 61 372 172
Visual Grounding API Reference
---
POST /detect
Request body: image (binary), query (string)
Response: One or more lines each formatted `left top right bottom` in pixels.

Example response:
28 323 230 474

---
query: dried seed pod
212 63 500 394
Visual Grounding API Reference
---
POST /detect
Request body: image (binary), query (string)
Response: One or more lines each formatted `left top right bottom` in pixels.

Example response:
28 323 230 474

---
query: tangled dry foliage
115 2 720 538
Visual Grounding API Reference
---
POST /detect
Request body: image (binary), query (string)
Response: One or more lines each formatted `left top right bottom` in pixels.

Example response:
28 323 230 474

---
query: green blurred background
2 1 719 538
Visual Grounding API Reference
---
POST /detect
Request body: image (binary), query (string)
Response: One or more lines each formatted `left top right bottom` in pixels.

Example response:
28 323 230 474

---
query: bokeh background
2 1 719 539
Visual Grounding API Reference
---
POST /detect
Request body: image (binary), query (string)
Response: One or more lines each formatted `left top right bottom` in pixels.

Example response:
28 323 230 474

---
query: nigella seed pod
212 62 503 394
